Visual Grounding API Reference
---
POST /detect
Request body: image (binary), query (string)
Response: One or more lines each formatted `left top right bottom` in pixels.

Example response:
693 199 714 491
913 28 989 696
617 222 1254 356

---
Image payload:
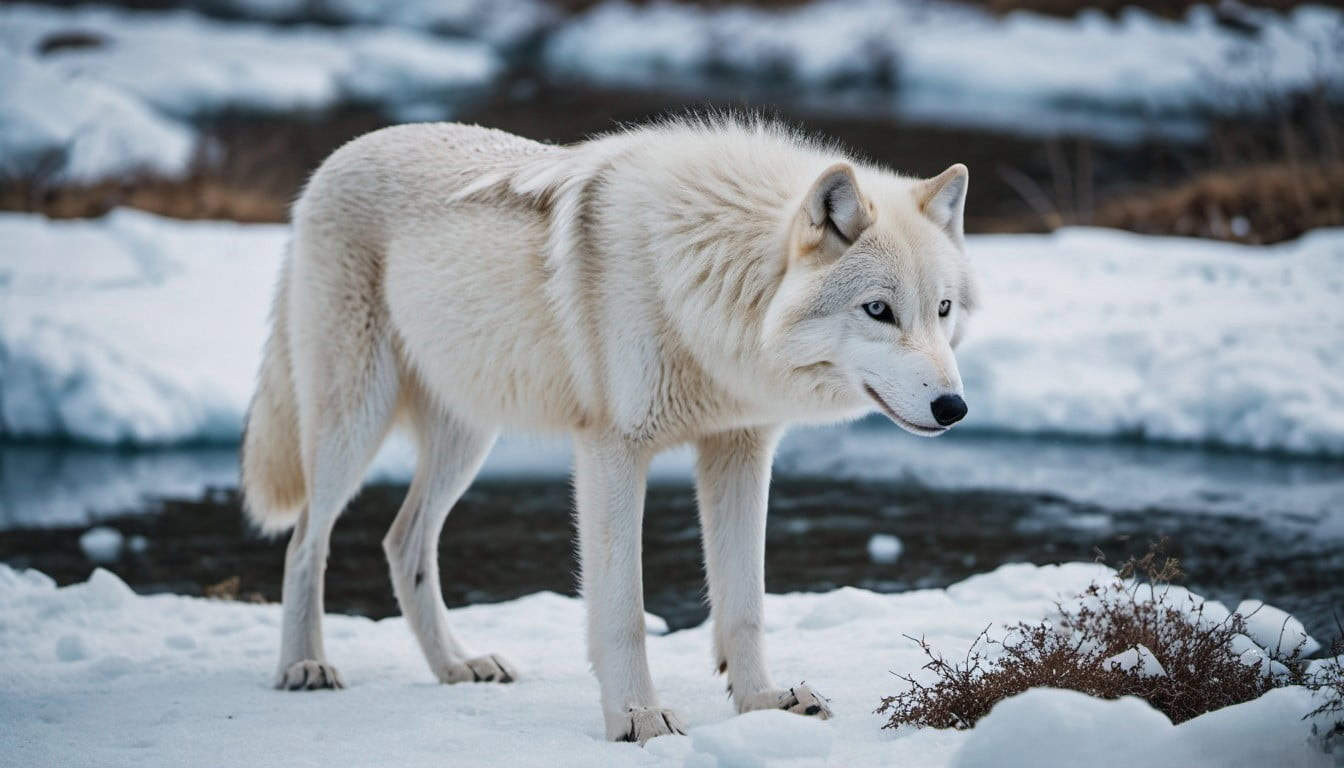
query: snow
77 525 124 564
1229 633 1292 679
186 0 556 48
0 561 1329 767
0 4 501 182
4 210 1341 458
867 534 903 564
1104 645 1167 678
950 686 1330 768
1235 600 1323 659
545 0 1344 140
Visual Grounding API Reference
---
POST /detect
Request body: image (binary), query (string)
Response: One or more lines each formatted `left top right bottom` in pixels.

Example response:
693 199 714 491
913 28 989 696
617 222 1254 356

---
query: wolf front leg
695 427 832 720
574 435 686 744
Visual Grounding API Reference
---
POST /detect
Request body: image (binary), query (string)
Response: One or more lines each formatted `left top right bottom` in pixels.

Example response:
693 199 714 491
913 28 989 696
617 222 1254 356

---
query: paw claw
740 683 832 719
442 653 518 684
276 660 344 691
610 706 686 744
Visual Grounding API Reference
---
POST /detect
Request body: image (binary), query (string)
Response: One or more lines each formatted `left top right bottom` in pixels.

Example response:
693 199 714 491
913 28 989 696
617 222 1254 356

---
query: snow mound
0 3 501 182
1104 645 1167 678
545 0 1344 140
2 211 1343 458
0 562 1329 767
951 686 1329 768
1234 600 1322 659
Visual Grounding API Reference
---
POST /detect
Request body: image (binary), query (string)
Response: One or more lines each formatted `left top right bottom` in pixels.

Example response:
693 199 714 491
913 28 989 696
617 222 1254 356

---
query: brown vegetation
877 543 1341 736
1090 163 1344 244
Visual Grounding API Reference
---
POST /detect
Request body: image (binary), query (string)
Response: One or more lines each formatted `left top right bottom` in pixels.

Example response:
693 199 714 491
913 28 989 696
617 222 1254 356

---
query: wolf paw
610 706 687 744
440 653 518 684
740 683 832 719
276 659 344 690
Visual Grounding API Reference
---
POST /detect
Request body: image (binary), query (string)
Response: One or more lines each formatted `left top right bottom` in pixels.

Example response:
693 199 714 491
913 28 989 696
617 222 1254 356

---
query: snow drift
2 209 1341 457
0 562 1331 767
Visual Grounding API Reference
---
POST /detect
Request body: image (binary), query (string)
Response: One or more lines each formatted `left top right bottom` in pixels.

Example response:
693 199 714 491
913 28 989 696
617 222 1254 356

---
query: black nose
930 394 967 426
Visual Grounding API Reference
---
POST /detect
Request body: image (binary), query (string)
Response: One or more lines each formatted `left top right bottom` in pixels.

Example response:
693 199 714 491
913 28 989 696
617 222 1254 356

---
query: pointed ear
915 163 968 243
802 163 872 259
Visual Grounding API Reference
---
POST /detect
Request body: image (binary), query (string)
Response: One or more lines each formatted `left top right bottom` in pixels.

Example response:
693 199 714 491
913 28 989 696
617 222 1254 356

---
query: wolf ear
800 163 872 261
915 164 968 243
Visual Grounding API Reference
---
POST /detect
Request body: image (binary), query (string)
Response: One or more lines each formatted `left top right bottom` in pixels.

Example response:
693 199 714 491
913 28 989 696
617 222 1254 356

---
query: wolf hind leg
383 381 514 684
276 252 401 690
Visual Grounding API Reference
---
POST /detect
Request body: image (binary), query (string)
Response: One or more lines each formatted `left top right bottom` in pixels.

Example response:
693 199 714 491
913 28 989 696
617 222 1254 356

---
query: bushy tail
241 256 306 534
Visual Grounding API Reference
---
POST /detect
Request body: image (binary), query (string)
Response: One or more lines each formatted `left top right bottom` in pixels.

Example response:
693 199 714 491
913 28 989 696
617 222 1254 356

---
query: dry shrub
1092 162 1344 244
0 176 288 223
877 543 1305 731
1306 622 1344 747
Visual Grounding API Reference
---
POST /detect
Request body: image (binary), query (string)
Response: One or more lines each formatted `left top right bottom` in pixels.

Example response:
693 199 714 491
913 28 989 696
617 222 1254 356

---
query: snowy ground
545 0 1344 140
0 562 1332 767
0 3 501 182
3 209 1340 455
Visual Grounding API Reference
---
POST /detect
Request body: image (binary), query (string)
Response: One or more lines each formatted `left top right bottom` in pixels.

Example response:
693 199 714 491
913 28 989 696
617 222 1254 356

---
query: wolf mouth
863 384 947 437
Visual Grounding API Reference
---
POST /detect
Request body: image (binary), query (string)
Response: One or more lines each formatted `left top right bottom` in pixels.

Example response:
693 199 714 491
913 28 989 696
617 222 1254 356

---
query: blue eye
863 301 895 324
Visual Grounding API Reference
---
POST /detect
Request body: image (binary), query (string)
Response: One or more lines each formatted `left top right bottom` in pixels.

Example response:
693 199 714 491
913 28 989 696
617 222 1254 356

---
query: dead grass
1090 162 1344 244
0 176 289 222
1306 622 1344 748
877 542 1336 733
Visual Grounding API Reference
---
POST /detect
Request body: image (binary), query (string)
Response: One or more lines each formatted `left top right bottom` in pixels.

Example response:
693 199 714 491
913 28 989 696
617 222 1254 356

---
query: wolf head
764 161 979 435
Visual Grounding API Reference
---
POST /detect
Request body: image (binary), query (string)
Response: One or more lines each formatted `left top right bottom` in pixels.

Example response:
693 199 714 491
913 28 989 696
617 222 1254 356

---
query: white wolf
242 117 978 743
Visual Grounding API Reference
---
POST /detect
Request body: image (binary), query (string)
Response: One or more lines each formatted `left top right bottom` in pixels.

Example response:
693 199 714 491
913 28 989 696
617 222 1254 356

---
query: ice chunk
867 533 903 564
78 526 124 564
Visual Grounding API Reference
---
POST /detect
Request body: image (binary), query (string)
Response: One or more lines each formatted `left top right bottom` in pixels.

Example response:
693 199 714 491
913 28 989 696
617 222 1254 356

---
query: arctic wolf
242 117 978 743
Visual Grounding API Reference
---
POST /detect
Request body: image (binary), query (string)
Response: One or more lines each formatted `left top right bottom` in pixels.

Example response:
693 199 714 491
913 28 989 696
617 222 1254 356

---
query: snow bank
0 3 501 182
0 50 198 182
951 686 1328 768
959 228 1344 455
545 0 1344 139
194 0 557 48
0 562 1328 767
3 210 1342 459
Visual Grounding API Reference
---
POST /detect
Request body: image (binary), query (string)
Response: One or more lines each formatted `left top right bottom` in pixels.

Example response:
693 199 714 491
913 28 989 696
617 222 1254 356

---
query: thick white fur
240 117 978 742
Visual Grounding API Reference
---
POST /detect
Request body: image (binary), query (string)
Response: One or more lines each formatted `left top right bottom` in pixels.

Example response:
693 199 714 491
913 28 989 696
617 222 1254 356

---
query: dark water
3 477 1340 643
